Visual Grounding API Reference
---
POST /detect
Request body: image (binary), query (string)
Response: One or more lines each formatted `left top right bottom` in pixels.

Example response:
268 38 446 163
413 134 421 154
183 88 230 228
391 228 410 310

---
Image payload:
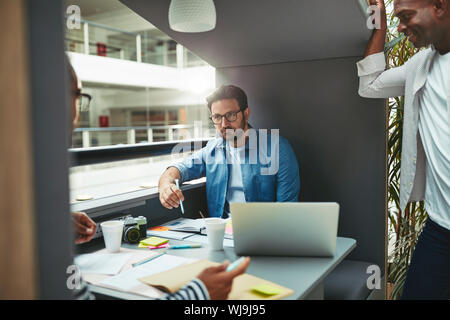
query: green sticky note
251 284 283 296
140 236 169 247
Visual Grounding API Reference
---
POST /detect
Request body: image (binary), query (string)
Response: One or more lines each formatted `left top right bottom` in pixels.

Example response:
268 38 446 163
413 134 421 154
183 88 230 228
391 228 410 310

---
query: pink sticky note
148 243 169 250
225 220 233 235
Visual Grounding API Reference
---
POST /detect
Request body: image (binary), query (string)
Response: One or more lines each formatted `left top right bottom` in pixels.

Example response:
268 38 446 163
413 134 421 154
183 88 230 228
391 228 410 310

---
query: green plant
384 0 428 300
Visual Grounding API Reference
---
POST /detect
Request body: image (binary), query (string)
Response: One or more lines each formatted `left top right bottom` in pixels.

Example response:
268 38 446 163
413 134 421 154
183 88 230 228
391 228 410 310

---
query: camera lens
123 227 140 243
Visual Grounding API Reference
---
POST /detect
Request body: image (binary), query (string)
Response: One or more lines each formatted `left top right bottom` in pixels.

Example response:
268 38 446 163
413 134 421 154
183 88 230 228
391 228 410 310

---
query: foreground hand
159 182 185 209
197 257 251 300
71 211 96 244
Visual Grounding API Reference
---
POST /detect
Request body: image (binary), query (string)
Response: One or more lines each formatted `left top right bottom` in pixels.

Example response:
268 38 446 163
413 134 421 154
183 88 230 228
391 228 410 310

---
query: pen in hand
174 179 184 215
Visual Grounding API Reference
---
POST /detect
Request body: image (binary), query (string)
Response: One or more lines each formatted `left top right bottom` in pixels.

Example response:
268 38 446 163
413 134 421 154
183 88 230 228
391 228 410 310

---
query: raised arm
364 0 388 57
358 0 407 99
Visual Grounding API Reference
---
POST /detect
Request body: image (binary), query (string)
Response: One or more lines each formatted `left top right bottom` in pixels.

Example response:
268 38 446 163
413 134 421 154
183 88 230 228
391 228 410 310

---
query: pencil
132 252 166 267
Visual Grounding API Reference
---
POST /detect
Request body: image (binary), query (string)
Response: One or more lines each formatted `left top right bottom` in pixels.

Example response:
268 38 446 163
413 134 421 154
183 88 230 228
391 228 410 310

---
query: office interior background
2 0 425 300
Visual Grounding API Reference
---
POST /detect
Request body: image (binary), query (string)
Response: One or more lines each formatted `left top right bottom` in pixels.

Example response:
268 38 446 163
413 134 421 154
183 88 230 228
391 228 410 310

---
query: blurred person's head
394 0 450 52
206 85 250 143
67 60 81 132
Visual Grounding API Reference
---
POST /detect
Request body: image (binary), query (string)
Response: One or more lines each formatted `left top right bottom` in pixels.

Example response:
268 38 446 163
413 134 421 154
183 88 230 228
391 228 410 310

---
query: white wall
68 52 215 90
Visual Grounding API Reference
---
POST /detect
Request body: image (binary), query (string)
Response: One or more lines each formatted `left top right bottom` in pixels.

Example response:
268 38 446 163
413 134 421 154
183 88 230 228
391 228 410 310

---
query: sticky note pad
251 284 283 296
150 226 170 232
140 236 169 247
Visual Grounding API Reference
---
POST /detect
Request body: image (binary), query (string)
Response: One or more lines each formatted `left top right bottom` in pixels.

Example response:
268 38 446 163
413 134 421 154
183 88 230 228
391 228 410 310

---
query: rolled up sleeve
170 148 206 183
357 52 406 99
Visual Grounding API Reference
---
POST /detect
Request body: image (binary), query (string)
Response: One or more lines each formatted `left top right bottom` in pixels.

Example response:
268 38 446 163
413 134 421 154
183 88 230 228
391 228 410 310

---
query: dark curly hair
206 85 248 111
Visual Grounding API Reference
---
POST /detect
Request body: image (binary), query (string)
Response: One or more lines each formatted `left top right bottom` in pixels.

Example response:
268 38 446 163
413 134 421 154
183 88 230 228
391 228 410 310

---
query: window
65 0 215 204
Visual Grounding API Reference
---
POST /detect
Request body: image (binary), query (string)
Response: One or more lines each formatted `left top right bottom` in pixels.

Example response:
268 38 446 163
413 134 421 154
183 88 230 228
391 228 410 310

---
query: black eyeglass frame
209 108 247 124
73 89 92 112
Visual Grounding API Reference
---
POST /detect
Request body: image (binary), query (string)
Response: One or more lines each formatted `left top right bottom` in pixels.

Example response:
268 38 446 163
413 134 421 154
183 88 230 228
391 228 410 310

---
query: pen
174 179 184 214
226 256 247 272
168 244 202 250
132 252 166 267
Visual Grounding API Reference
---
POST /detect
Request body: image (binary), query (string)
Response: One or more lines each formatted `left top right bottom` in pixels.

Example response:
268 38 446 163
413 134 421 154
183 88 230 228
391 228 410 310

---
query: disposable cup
100 220 124 253
204 218 226 251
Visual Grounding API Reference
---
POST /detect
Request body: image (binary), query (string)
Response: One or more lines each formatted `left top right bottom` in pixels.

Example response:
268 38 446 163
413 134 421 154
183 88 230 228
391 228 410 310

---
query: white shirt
418 51 450 230
225 143 246 214
357 47 450 220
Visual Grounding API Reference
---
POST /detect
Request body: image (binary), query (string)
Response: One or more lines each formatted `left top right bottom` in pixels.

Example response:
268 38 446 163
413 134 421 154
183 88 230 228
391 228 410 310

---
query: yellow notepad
140 236 169 247
139 259 293 300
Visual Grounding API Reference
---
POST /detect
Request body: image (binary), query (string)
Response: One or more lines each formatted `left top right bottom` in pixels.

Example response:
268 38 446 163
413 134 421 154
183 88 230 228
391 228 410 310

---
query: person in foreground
66 60 250 300
359 0 449 299
159 85 300 218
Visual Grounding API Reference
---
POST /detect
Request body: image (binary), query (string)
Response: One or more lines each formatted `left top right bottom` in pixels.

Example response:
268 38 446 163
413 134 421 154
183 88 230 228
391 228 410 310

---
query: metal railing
65 19 207 68
69 138 210 167
73 123 214 148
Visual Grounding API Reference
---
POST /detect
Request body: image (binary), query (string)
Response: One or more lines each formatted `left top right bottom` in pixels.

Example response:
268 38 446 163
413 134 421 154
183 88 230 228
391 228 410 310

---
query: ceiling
120 0 372 68
65 0 127 17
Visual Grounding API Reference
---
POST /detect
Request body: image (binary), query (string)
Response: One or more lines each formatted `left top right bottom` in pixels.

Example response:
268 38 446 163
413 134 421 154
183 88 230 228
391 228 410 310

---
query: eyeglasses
210 110 244 124
74 90 92 112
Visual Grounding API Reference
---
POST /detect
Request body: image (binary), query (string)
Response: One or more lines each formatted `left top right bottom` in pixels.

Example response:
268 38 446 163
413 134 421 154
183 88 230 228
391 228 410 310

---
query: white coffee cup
101 220 124 253
204 218 226 251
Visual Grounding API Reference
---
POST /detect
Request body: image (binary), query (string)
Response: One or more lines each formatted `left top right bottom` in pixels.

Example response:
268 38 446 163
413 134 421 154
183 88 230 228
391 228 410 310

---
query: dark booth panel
216 57 387 271
27 0 75 299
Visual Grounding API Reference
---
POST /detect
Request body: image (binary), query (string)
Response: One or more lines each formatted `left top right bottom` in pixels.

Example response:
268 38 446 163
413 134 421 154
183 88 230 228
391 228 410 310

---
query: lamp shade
168 0 216 33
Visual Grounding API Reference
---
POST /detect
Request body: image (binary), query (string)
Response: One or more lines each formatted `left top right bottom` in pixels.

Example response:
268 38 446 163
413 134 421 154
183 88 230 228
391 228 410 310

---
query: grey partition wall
122 0 387 298
27 0 75 299
215 58 386 267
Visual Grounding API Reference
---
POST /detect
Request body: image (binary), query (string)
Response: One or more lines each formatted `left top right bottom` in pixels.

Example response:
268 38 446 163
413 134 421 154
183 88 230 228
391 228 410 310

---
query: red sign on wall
99 115 109 127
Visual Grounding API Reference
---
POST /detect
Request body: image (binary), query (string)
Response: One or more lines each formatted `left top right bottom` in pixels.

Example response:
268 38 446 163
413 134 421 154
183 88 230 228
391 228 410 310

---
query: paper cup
204 218 226 251
101 220 124 253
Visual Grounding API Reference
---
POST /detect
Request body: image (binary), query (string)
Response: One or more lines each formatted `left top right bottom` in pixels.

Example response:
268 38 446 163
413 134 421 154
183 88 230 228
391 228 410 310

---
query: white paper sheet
163 218 205 232
146 229 196 240
74 252 133 275
99 254 197 291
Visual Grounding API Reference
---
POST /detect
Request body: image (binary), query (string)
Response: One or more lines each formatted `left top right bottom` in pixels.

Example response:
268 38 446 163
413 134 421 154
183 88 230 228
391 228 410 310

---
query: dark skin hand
365 0 388 57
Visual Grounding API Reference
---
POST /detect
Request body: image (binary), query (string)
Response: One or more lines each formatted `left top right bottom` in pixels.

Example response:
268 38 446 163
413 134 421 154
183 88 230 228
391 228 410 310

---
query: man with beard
158 85 300 218
358 0 449 299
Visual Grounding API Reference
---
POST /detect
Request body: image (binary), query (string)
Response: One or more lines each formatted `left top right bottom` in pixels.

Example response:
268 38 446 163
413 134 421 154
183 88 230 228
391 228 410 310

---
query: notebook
139 259 294 300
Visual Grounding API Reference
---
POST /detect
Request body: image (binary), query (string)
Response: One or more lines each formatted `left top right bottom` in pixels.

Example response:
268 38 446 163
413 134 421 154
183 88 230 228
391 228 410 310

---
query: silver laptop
230 202 339 257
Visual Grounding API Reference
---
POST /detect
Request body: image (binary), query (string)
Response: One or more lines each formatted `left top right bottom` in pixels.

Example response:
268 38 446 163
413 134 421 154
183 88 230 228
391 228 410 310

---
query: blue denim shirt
171 130 300 218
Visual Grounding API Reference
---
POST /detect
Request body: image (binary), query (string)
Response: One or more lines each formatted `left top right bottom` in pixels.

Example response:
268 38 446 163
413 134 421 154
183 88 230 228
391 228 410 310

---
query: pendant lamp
168 0 216 33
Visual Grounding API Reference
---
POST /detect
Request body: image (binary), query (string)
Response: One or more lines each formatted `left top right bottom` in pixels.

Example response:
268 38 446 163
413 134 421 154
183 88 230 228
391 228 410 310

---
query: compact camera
119 215 147 244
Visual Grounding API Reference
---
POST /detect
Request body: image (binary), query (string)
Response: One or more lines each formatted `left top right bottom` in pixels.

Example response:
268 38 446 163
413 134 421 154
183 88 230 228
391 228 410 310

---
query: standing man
158 85 300 218
358 0 449 299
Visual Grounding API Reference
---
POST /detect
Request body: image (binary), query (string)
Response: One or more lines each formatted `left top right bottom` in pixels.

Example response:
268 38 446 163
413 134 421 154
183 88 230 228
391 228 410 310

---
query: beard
220 117 246 141
220 119 246 146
